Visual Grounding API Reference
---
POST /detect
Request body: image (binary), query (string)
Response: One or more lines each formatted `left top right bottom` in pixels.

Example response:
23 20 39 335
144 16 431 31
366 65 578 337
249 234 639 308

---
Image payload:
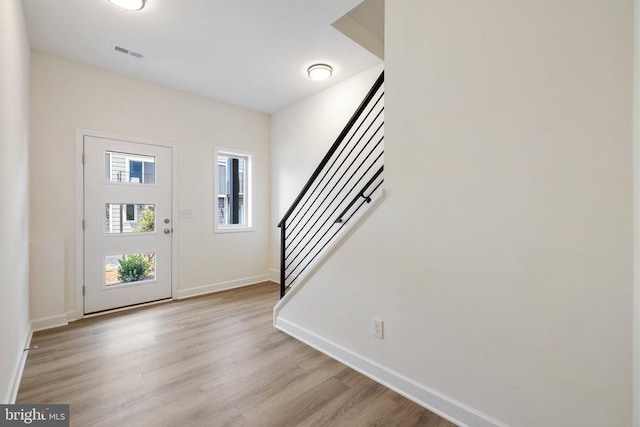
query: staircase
277 71 385 298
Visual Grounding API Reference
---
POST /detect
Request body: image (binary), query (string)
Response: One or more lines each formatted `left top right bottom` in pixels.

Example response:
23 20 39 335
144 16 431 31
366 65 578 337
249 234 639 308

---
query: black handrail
285 163 384 281
285 174 384 289
335 166 384 224
285 148 384 261
277 71 384 228
284 96 385 235
285 128 384 248
279 71 384 298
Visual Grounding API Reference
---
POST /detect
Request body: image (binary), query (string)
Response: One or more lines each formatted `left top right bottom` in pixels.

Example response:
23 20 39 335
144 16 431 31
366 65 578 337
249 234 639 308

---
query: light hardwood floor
18 282 456 427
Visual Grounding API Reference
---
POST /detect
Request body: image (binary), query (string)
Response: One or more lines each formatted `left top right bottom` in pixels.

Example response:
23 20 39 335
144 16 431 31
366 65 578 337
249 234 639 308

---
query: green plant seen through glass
135 205 155 233
133 206 156 268
116 206 156 283
117 254 151 283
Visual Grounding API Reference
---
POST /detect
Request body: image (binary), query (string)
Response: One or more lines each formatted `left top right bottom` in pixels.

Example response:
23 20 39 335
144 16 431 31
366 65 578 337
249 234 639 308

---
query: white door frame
75 129 178 319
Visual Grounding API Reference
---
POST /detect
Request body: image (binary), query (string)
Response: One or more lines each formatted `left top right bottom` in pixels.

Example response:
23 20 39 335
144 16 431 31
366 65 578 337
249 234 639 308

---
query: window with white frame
128 159 155 184
215 148 252 232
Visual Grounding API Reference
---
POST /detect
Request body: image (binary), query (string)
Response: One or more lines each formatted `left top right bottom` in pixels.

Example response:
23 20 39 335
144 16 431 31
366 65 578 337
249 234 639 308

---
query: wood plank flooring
17 282 455 427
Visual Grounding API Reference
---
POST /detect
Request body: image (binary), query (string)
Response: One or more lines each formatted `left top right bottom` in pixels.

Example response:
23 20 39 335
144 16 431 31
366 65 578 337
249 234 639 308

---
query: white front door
83 135 173 314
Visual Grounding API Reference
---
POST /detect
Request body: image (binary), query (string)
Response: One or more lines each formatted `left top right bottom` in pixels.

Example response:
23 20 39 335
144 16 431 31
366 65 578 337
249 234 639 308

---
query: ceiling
21 0 383 114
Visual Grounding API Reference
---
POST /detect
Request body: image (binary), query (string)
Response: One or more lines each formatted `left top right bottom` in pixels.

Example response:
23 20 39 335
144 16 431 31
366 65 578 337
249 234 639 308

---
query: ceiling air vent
114 45 144 59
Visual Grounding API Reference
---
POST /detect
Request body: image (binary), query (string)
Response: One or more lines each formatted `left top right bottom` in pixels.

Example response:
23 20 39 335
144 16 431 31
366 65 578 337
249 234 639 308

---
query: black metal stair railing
278 71 384 298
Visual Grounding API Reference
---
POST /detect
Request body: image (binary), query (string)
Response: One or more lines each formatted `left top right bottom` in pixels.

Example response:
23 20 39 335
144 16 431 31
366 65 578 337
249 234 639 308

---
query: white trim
175 274 271 299
30 315 68 332
82 298 172 319
268 268 279 283
274 188 385 319
76 129 179 320
6 328 32 404
75 130 84 320
214 224 255 233
274 317 506 427
66 310 79 323
170 138 179 308
634 1 640 425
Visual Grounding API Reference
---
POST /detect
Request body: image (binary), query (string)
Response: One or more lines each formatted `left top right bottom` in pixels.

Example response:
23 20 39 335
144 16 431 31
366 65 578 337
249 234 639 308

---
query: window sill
214 225 254 234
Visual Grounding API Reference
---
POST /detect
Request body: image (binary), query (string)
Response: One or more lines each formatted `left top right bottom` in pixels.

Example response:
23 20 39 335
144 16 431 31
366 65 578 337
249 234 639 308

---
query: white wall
0 0 31 403
30 52 271 318
276 1 633 426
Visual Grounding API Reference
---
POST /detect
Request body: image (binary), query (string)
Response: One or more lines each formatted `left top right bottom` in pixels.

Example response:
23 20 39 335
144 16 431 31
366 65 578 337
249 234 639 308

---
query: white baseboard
274 317 506 427
6 327 32 404
268 268 279 283
30 314 68 332
176 274 271 299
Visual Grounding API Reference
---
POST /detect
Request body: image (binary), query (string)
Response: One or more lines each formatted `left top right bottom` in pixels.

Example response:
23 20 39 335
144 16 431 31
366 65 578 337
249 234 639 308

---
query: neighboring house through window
105 150 156 184
105 203 144 233
129 159 155 184
215 147 252 232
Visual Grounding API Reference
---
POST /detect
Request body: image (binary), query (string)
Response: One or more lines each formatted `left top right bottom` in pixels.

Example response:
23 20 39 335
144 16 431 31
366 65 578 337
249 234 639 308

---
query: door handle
164 228 172 234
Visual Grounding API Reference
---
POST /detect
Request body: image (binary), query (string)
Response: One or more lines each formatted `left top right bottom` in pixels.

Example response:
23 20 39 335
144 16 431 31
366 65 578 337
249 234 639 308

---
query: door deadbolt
164 218 170 224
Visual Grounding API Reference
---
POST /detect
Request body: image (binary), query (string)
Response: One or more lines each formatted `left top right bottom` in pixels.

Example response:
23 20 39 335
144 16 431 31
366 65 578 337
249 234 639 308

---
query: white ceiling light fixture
107 0 145 11
307 64 333 81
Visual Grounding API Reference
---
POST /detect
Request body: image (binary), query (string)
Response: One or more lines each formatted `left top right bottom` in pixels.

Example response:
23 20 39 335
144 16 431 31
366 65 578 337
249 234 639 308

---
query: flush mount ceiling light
307 64 333 81
107 0 145 11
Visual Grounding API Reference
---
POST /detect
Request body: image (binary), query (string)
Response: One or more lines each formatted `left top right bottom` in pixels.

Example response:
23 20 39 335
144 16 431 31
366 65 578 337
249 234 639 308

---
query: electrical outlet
373 318 384 339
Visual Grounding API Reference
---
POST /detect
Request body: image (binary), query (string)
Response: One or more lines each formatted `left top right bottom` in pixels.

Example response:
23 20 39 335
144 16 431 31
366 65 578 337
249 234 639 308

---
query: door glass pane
105 151 156 184
105 253 156 286
105 204 155 234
